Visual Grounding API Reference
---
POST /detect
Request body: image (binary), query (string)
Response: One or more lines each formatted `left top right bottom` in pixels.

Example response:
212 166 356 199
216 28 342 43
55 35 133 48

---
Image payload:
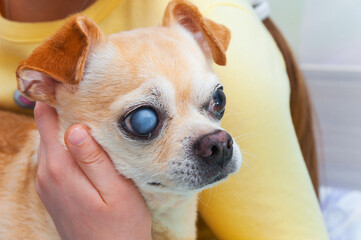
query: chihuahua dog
0 0 242 239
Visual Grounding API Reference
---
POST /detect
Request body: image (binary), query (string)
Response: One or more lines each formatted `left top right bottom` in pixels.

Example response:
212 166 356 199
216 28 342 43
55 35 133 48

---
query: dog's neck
142 191 198 240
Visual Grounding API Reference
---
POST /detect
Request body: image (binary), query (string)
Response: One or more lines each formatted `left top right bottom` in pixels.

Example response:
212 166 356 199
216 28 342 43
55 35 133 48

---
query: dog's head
16 0 242 194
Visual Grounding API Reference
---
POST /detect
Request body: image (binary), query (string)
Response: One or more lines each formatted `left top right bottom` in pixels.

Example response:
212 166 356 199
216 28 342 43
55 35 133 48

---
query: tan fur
0 111 36 156
163 0 231 65
1 1 241 239
0 111 59 240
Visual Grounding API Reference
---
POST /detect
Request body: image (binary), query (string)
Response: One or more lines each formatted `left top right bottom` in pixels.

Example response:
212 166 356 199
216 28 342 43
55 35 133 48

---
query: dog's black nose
194 130 233 168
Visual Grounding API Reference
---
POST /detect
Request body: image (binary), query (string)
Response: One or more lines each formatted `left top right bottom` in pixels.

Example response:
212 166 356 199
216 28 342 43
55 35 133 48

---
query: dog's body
0 1 242 239
0 111 58 239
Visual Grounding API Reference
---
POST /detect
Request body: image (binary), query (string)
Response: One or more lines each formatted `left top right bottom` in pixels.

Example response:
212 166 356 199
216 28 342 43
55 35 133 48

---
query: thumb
65 124 131 200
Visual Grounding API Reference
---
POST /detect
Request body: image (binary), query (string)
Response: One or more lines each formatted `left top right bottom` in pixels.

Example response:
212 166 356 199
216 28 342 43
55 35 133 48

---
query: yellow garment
0 0 329 239
197 1 329 239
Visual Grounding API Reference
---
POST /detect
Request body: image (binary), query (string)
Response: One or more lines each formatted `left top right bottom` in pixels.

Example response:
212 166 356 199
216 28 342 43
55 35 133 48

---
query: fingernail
67 127 88 146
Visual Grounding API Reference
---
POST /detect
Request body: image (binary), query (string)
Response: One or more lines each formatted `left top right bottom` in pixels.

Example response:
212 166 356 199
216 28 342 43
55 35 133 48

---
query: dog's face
80 26 242 193
16 1 242 194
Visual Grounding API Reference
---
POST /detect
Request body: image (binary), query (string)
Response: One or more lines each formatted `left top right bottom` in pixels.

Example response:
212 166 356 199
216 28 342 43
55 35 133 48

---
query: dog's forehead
79 25 221 116
106 26 218 99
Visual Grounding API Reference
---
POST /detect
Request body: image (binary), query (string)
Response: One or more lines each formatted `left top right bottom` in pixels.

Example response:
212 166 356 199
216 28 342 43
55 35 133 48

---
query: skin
34 102 152 240
0 0 96 22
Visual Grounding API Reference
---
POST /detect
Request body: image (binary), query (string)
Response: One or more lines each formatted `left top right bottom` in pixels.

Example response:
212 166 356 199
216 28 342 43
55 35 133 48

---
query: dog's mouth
147 182 164 187
144 152 241 191
146 170 228 191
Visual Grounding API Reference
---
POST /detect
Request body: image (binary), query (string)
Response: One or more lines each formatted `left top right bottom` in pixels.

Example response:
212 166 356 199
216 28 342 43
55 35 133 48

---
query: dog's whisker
238 156 255 176
198 197 211 210
241 159 252 171
240 150 255 160
234 136 252 143
206 186 212 206
233 132 253 140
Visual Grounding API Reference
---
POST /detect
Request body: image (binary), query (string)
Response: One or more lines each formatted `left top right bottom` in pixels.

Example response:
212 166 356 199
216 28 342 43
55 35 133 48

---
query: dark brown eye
209 88 226 119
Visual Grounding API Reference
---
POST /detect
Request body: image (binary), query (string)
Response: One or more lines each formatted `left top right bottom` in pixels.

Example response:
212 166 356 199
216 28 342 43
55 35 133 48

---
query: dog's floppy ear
162 0 231 65
16 15 104 104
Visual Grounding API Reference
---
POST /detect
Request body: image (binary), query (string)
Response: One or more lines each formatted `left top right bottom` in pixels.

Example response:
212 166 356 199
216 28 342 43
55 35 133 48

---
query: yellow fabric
0 0 329 239
197 1 329 239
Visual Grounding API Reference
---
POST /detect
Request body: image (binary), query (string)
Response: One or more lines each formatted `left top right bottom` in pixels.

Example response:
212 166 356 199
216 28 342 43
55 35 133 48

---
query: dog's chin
186 156 242 192
145 169 233 194
186 170 231 191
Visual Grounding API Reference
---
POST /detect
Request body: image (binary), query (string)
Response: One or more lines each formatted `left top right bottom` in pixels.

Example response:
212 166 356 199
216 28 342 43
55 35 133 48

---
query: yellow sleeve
195 1 329 239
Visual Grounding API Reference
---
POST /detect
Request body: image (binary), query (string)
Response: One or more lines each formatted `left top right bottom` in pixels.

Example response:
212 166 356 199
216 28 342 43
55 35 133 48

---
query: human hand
34 102 152 240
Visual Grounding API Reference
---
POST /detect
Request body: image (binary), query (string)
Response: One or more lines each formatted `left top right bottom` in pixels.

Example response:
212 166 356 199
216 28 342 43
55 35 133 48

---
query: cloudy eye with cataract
124 107 159 137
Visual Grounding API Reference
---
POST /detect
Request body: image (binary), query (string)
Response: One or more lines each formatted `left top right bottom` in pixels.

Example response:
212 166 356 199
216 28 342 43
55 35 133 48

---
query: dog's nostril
227 138 233 149
210 146 219 157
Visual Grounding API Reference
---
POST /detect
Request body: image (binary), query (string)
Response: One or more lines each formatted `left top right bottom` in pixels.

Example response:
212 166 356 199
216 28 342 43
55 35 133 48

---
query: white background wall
268 0 361 190
269 0 361 67
299 0 361 67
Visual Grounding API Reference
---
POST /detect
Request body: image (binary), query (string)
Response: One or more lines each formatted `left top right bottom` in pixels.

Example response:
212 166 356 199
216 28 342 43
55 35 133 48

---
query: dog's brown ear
162 0 231 65
16 15 104 104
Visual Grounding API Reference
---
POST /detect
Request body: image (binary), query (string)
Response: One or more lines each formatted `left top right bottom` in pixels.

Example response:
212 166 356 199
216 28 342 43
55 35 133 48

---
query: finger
34 104 106 206
34 102 60 148
37 136 103 205
34 102 74 175
37 138 45 167
65 124 133 201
